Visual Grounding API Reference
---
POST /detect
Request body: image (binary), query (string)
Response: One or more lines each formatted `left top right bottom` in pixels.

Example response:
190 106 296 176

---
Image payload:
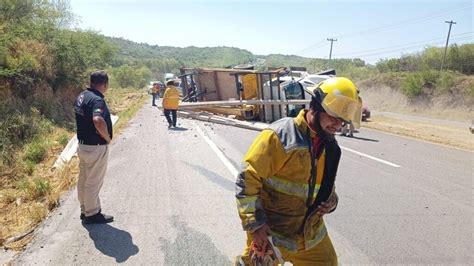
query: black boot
83 212 114 224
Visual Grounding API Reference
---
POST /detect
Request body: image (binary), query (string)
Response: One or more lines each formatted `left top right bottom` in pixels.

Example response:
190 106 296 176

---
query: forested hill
106 37 348 71
257 54 313 68
106 37 255 68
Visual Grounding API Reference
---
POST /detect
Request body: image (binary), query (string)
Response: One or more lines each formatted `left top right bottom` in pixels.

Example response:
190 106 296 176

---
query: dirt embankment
358 79 474 151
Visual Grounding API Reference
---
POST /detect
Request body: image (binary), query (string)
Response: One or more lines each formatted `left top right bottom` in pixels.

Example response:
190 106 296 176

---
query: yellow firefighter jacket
163 85 180 110
236 109 341 252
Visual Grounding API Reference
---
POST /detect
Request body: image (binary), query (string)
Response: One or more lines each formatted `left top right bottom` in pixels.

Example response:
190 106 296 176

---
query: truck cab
261 72 333 121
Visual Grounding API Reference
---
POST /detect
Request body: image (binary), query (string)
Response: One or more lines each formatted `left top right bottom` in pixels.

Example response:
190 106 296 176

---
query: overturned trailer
179 67 332 122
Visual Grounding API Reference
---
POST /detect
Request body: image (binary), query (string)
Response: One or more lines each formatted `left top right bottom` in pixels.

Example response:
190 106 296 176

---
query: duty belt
78 139 106 145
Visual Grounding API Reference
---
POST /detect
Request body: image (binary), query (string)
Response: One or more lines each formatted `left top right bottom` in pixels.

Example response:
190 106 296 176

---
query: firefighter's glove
250 224 270 246
249 224 278 266
316 191 338 216
249 240 278 266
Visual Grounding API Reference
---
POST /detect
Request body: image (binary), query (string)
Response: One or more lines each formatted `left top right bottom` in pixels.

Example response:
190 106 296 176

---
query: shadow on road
159 216 231 265
182 162 234 191
338 131 379 142
352 136 379 142
83 223 139 263
340 135 379 142
170 126 188 131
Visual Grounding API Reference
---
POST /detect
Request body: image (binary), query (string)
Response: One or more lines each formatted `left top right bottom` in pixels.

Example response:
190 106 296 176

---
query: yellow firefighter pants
236 231 337 266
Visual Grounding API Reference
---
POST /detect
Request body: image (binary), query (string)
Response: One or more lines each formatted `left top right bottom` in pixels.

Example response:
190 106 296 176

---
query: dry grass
107 88 147 134
0 88 147 250
0 151 79 249
363 115 474 151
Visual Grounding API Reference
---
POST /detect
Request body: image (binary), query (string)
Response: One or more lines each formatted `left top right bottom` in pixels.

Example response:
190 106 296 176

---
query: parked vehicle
362 105 371 121
164 73 175 81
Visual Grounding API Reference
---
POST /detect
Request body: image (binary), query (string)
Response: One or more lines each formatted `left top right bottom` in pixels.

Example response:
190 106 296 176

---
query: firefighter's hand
316 193 338 216
250 224 270 250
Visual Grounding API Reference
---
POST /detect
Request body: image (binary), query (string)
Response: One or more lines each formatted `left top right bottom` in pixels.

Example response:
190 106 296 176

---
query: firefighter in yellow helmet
235 77 361 266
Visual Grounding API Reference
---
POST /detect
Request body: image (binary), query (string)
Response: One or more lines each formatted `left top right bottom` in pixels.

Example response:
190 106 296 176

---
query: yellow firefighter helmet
312 77 362 128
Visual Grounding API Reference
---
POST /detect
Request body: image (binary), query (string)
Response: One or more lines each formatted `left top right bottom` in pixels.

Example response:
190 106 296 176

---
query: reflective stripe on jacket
236 109 341 251
163 86 180 109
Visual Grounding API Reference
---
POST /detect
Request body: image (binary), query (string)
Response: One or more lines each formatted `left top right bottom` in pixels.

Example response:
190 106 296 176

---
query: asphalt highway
12 102 473 265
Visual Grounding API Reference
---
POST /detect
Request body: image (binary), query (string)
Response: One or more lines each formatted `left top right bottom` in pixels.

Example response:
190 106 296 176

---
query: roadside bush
376 58 401 73
0 110 35 147
0 107 52 143
437 71 456 93
58 133 69 146
33 179 51 197
24 160 36 175
340 65 378 81
419 70 438 87
0 106 53 167
24 141 48 164
17 178 51 199
402 73 423 97
467 82 474 98
375 44 474 75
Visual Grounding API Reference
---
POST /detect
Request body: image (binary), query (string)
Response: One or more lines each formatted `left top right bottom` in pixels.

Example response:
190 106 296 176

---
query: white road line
340 146 401 168
196 123 400 170
195 125 239 179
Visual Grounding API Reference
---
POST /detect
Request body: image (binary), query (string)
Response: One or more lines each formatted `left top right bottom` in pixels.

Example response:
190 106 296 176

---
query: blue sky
70 0 472 64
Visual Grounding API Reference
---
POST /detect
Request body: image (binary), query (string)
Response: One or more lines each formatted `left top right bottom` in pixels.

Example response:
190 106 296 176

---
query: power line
334 3 471 39
335 32 472 57
297 39 327 55
347 36 472 59
296 3 471 55
350 36 472 59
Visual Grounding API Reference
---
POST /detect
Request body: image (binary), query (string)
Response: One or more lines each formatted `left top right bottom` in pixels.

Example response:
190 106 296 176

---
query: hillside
106 37 255 68
257 54 313 68
358 73 474 122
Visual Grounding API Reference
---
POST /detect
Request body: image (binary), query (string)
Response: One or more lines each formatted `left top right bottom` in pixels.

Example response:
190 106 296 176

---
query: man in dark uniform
74 70 114 224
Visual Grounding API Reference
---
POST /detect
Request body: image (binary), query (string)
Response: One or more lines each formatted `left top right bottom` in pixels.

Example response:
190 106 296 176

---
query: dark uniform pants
152 93 158 106
164 109 177 127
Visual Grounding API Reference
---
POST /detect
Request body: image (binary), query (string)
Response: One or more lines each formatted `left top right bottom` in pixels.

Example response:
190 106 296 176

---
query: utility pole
327 38 337 60
440 20 456 71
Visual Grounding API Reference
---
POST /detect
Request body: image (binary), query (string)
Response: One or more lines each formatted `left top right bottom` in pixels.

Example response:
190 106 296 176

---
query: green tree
49 30 116 88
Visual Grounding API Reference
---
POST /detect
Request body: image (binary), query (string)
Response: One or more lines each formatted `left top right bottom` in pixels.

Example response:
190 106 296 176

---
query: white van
164 73 175 81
